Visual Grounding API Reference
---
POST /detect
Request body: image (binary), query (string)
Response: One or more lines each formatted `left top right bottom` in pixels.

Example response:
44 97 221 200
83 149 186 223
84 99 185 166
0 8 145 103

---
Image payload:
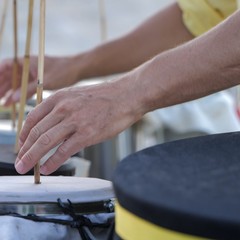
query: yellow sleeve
177 0 237 36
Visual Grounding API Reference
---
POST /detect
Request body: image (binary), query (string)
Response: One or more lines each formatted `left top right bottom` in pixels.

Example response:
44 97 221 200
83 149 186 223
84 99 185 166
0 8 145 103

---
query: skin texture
1 3 240 175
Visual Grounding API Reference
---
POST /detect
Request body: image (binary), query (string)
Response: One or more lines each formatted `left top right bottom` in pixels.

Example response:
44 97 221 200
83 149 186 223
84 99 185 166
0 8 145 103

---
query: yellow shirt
177 0 237 36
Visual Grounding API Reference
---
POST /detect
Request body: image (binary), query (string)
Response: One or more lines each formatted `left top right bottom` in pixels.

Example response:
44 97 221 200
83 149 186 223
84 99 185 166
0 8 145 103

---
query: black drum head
113 132 240 239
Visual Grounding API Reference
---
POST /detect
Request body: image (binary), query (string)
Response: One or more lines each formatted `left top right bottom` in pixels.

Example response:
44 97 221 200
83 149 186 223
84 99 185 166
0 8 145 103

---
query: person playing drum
0 0 239 175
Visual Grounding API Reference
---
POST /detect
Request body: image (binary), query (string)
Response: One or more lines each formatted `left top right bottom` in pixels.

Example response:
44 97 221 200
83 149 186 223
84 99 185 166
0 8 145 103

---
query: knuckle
57 144 68 158
29 126 40 140
19 134 26 145
62 122 76 133
23 151 34 164
26 111 36 125
52 90 64 102
18 146 27 159
38 133 51 145
56 103 68 114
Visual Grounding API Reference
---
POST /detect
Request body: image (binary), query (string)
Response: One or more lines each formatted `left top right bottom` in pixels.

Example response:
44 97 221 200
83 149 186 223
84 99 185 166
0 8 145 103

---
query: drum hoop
0 198 115 216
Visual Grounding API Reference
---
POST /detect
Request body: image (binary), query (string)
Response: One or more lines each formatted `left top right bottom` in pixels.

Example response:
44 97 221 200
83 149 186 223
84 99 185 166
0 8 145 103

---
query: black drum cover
113 132 240 239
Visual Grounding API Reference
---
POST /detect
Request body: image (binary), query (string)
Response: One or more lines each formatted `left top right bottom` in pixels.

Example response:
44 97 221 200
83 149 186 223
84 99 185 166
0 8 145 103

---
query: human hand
0 55 80 106
0 57 37 105
15 79 142 175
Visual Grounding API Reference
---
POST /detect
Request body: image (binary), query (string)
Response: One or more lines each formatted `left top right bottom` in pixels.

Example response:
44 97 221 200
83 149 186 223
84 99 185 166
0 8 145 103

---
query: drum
0 176 115 240
113 131 240 240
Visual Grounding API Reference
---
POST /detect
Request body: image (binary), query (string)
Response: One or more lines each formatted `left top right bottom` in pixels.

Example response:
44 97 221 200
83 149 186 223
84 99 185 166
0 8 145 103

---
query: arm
137 10 240 111
76 2 193 78
15 10 240 175
1 2 193 105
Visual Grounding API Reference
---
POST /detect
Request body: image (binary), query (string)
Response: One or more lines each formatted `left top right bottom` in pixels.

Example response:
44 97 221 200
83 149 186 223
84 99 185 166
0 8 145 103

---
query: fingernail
15 160 25 174
12 90 20 102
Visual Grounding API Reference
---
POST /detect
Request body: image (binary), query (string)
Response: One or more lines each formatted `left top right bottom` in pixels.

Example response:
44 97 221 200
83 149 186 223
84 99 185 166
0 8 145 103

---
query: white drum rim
0 176 114 203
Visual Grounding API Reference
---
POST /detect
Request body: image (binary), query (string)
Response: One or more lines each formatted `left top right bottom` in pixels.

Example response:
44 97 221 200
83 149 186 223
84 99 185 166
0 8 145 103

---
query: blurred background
0 0 173 58
0 0 240 180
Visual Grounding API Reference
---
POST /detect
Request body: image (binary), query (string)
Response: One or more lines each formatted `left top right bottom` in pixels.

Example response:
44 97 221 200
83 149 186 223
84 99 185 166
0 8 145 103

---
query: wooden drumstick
11 0 18 129
14 0 34 153
34 0 46 184
98 0 107 42
0 0 8 58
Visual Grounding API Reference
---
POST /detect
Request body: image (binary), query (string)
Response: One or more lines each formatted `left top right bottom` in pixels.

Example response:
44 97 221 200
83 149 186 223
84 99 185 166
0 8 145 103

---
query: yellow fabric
177 0 237 36
115 203 209 240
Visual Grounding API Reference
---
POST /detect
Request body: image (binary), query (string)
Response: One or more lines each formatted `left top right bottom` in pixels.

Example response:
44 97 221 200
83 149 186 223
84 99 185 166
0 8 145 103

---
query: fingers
15 121 76 174
0 61 13 99
0 81 11 100
2 89 16 106
3 78 38 107
40 133 81 175
18 99 55 147
13 82 127 176
0 57 38 105
15 93 77 174
17 114 61 158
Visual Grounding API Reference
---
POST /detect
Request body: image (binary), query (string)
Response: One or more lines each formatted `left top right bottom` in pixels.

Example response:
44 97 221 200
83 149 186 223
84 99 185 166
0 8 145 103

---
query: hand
0 57 37 105
0 55 80 106
15 79 142 175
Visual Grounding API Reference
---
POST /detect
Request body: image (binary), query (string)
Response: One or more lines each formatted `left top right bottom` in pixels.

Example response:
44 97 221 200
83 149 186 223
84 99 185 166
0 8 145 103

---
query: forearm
74 2 193 81
122 10 240 116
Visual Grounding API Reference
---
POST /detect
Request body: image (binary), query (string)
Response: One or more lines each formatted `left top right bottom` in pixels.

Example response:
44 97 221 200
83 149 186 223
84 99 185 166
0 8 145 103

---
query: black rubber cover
113 132 240 240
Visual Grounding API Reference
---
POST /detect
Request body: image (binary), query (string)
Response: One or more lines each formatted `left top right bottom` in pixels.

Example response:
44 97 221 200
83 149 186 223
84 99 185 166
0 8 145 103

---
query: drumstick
11 0 18 129
34 0 46 184
0 0 8 57
98 0 107 42
14 0 34 153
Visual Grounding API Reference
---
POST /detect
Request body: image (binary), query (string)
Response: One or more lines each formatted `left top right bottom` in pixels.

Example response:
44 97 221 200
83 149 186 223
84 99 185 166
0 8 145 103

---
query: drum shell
0 176 115 240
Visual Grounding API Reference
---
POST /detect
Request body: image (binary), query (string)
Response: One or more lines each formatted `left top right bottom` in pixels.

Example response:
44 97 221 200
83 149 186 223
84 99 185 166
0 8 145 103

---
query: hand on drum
15 79 142 175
